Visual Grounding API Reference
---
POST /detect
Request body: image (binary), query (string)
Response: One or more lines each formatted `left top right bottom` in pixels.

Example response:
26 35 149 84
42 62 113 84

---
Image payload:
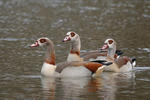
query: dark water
0 0 150 100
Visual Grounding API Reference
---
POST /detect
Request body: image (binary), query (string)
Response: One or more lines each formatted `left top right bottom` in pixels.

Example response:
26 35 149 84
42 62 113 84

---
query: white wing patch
60 66 92 77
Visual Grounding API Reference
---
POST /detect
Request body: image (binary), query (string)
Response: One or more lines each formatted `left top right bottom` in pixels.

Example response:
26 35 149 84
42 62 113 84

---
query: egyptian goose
62 31 123 62
30 37 112 77
97 38 136 72
62 31 83 62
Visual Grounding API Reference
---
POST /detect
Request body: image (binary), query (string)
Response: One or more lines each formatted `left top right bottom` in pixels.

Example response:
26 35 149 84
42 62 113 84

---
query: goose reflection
59 77 100 100
41 76 57 100
99 71 135 100
41 71 135 100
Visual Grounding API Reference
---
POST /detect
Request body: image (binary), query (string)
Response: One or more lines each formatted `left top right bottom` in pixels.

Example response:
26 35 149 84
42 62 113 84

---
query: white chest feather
41 63 57 77
67 53 83 62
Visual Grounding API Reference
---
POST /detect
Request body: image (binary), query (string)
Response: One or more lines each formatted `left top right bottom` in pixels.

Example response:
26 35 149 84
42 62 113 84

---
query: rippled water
0 0 150 100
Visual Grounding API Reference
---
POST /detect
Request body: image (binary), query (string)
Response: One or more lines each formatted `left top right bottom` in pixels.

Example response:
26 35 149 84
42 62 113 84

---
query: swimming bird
95 38 136 72
30 37 112 77
62 31 123 62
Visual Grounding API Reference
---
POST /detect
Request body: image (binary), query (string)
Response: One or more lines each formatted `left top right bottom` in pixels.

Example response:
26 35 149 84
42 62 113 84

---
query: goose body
103 58 134 72
30 37 112 77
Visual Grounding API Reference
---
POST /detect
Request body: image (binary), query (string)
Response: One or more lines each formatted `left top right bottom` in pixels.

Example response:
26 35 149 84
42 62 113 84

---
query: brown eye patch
70 32 75 37
40 39 46 43
108 40 113 44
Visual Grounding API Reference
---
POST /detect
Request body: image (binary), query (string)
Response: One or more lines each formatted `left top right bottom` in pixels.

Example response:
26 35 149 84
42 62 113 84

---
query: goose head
30 37 56 66
101 38 116 50
62 31 79 42
30 37 50 47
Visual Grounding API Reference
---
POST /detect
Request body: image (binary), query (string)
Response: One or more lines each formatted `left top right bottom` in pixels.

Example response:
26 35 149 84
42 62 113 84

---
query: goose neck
107 46 116 59
45 40 56 65
70 36 81 55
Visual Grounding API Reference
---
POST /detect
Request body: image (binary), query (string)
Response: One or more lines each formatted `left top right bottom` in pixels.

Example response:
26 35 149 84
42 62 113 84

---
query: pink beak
101 44 109 50
30 41 39 47
62 36 71 42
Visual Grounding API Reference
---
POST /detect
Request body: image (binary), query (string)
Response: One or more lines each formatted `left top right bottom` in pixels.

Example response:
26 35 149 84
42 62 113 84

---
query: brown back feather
115 56 131 68
55 61 103 73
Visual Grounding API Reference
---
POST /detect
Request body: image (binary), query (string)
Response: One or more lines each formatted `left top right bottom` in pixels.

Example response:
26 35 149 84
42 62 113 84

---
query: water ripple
0 38 26 41
138 48 150 53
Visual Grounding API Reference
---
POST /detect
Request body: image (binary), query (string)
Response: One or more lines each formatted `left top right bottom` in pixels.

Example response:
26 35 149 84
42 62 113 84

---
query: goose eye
40 39 46 43
70 32 75 37
108 40 113 44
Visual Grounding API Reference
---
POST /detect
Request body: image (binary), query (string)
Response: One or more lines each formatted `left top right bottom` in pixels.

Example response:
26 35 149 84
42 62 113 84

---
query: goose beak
101 44 108 50
62 36 71 42
30 41 39 47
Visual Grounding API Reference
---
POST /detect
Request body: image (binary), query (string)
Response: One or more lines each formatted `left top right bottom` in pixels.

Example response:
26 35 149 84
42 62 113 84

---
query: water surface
0 0 150 100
